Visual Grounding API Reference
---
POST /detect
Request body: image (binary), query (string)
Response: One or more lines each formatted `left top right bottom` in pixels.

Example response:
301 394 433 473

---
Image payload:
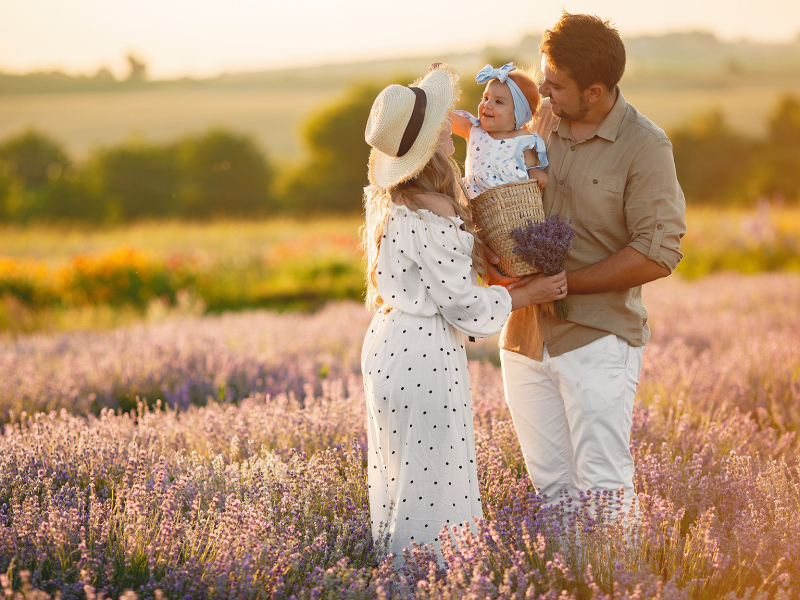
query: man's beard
553 96 589 121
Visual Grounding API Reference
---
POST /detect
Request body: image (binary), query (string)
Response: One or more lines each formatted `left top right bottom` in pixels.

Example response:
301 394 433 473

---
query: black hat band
396 87 427 158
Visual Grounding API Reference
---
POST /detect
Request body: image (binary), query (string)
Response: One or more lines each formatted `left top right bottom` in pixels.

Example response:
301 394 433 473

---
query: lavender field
1 273 799 599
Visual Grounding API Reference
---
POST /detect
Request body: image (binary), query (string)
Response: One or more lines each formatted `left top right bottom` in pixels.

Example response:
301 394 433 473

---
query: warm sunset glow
1 0 799 78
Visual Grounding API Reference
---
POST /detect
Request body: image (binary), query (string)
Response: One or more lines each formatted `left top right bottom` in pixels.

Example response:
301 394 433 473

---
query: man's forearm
566 246 671 294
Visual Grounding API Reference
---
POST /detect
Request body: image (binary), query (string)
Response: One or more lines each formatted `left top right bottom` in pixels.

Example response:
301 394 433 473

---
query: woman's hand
509 271 568 311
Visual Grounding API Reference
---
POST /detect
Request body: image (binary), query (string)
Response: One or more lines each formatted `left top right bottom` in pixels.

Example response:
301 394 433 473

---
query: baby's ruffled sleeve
516 133 549 172
452 110 481 128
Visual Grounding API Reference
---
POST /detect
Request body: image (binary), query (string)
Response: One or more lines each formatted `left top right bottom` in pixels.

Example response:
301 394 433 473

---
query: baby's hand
529 169 548 190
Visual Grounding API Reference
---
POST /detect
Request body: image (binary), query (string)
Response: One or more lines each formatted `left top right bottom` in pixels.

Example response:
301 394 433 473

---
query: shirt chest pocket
570 171 626 227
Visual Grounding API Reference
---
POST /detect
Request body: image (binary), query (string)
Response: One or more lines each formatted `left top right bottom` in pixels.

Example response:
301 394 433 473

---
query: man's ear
586 83 606 105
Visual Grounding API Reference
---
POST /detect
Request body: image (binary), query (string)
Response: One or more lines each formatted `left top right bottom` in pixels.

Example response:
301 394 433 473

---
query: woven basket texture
471 179 545 277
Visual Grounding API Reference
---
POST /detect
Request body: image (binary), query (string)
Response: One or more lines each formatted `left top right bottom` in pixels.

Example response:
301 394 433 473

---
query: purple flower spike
510 214 576 318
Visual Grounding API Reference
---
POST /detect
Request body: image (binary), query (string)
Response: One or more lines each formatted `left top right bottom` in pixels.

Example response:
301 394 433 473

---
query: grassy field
0 216 362 266
0 205 798 335
3 205 798 261
1 205 797 267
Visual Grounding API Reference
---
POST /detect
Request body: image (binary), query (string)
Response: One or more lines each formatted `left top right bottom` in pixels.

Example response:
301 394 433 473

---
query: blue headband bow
475 63 532 130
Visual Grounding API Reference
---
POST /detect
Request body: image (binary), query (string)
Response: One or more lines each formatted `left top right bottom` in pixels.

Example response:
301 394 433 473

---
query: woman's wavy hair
361 147 487 312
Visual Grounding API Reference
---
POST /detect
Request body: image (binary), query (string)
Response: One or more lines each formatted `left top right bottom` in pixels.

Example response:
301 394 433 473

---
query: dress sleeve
405 210 512 338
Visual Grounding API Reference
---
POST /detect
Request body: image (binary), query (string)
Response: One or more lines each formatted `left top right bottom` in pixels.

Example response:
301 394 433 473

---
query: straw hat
365 65 460 188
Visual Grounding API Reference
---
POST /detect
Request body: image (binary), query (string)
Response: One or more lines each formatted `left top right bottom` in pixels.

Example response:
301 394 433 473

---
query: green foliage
0 130 65 188
677 233 800 278
178 129 274 217
755 94 800 201
672 95 800 204
0 165 13 220
671 110 755 204
0 128 277 223
92 143 182 219
37 177 106 222
284 83 381 213
768 94 800 147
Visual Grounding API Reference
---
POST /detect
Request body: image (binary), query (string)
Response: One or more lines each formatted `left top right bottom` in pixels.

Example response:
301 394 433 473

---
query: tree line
1 86 799 224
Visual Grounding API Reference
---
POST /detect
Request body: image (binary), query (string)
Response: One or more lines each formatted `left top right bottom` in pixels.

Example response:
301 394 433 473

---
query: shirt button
592 179 598 184
559 180 564 185
570 146 576 151
657 223 664 230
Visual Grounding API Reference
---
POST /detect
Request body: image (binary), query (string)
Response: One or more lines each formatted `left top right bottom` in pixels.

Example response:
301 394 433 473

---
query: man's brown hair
540 13 626 92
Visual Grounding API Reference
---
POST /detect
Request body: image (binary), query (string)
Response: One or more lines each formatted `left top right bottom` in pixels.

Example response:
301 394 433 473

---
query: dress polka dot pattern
361 203 512 564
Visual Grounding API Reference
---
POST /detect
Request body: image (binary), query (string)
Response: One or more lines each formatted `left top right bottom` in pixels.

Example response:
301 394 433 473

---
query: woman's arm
508 271 567 311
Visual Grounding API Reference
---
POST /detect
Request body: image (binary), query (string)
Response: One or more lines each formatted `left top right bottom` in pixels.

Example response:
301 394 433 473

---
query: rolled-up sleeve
624 137 686 272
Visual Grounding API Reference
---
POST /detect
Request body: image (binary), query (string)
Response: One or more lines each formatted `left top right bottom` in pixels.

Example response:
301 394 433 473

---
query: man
487 13 686 512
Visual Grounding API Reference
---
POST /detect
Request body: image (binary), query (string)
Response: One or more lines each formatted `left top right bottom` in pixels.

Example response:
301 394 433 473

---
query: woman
361 64 567 564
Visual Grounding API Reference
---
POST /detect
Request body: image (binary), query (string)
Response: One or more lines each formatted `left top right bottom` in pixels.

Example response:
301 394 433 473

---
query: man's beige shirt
499 89 686 360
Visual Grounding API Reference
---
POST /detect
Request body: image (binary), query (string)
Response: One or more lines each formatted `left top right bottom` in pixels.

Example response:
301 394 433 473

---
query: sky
1 0 799 79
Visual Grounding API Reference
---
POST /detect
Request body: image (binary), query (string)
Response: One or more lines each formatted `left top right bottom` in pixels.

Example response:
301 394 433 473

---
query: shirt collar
551 86 628 143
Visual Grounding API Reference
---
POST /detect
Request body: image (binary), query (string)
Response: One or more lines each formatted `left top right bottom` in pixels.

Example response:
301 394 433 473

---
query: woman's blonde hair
361 148 487 312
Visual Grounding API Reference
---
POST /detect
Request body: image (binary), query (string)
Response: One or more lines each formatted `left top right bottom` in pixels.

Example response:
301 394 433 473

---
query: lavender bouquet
510 213 576 320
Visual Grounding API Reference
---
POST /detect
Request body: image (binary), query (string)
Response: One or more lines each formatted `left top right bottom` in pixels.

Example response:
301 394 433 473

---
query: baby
450 63 548 199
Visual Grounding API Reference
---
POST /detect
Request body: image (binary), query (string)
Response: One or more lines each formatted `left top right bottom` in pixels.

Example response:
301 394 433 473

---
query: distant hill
2 31 800 96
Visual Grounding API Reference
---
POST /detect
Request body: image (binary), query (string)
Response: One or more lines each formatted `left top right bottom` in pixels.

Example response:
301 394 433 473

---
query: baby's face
478 79 516 133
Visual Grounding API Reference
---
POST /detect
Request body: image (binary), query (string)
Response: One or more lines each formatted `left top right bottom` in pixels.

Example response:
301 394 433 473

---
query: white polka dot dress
361 203 512 564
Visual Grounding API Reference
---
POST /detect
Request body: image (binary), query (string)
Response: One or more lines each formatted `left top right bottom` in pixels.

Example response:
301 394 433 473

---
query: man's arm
513 136 685 294
565 246 669 294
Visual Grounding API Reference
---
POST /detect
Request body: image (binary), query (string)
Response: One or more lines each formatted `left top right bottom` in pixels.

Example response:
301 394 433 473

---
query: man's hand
483 246 521 288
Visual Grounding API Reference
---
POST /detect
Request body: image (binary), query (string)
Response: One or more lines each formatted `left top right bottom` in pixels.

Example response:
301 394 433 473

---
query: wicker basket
471 179 545 277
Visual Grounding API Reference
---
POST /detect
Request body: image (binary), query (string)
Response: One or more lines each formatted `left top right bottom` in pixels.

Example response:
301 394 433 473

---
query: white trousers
500 335 644 512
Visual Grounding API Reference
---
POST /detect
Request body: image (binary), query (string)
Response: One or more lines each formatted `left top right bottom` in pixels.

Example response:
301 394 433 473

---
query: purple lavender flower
510 214 576 319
